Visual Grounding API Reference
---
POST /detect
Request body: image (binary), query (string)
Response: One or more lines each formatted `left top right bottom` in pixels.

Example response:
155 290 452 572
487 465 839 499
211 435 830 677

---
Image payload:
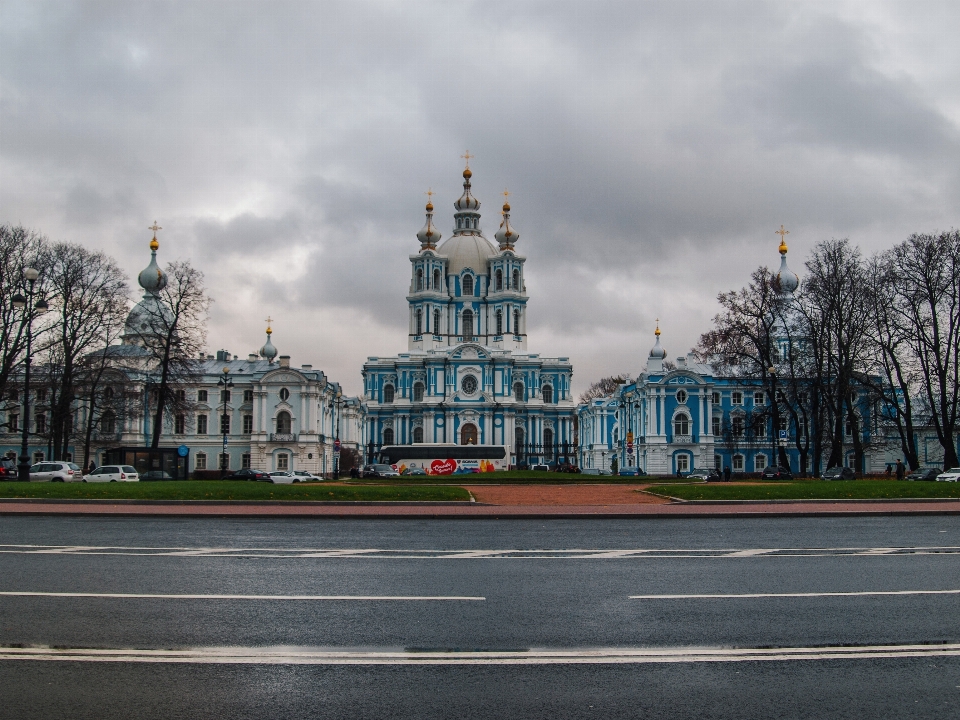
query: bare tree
578 375 627 405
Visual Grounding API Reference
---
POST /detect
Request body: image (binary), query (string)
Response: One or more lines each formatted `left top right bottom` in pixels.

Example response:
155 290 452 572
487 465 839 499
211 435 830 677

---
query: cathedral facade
361 164 577 466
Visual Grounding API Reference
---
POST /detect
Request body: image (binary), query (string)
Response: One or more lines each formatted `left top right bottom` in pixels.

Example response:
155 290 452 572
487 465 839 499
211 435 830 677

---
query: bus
377 444 509 475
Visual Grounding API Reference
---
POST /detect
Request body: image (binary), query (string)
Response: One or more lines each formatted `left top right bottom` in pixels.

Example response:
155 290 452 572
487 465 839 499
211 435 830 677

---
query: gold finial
461 150 474 168
655 318 661 336
425 188 434 211
502 188 510 212
148 221 162 251
265 316 273 335
776 224 790 254
461 151 474 179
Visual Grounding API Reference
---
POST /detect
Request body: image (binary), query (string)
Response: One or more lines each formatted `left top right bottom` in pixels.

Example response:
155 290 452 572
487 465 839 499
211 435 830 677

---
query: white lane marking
0 592 483 601
2 643 959 665
631 590 960 599
2 544 960 559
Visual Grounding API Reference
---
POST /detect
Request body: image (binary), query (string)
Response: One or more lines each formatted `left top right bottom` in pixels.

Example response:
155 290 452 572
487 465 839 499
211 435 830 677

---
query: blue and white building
361 163 577 465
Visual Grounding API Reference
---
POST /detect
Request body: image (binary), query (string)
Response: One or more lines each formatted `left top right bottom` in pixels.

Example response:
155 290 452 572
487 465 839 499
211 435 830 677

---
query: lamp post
768 367 779 470
217 367 233 477
333 390 343 480
12 267 48 482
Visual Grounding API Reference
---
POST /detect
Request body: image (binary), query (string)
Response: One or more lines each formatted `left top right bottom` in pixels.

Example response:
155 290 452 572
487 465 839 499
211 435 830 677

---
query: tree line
0 225 210 469
697 231 960 474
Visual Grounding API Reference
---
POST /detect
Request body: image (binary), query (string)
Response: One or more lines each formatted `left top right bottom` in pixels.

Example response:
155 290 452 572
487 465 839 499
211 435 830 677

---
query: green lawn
645 480 960 501
0 480 470 502
348 470 650 485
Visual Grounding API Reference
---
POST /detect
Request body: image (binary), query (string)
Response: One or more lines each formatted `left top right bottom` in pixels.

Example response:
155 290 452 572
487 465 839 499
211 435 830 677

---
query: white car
936 468 960 482
268 471 298 484
84 465 140 482
292 471 322 482
29 462 84 482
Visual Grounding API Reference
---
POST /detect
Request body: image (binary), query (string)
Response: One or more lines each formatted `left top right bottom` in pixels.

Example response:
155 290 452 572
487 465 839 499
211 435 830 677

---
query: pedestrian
88 459 96 474
724 466 731 482
885 464 892 477
895 459 905 480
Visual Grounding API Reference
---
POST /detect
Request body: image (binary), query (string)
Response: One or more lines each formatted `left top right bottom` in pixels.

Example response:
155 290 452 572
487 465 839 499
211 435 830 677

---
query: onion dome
137 222 168 294
454 165 480 212
775 225 799 295
648 320 667 359
494 195 519 250
259 320 278 362
417 196 442 250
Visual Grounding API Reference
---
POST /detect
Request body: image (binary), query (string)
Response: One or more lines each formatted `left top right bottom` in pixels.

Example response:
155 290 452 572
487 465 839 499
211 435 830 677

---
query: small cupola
137 221 168 295
259 317 278 363
417 190 442 250
494 191 519 250
774 224 799 295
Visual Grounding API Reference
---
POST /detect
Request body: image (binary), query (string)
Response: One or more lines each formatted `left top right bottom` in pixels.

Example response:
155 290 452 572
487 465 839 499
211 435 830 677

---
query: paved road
2 515 959 719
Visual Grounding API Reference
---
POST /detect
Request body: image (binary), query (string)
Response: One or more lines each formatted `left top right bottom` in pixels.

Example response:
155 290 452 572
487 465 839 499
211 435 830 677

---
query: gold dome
463 166 472 179
502 201 510 213
426 201 434 212
779 239 789 254
150 238 159 251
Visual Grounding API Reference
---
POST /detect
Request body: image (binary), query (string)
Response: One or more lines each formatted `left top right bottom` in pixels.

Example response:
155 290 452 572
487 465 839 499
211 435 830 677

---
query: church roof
437 233 497 275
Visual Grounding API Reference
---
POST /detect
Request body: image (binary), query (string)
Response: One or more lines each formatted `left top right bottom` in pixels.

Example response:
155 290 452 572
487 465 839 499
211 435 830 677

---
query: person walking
723 466 731 482
895 459 905 480
885 463 892 477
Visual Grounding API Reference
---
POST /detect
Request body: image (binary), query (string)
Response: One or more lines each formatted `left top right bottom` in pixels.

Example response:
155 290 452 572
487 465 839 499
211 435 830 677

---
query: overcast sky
2 0 958 396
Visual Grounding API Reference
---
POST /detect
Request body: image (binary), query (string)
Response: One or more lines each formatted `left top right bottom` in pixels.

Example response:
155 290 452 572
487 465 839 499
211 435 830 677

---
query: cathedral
361 161 577 466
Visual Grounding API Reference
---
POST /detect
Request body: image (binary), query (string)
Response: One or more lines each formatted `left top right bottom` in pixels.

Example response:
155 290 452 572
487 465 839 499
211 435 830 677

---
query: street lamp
217 367 233 477
768 366 779 469
12 267 48 482
333 390 343 480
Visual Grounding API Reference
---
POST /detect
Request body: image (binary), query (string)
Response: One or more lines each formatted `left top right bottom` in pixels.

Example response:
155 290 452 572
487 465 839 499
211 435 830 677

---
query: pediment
262 369 305 384
452 344 487 360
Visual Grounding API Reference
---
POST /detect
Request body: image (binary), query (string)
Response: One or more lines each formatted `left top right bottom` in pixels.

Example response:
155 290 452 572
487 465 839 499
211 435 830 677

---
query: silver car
29 462 84 482
268 471 298 484
292 471 322 482
84 465 140 482
936 468 960 482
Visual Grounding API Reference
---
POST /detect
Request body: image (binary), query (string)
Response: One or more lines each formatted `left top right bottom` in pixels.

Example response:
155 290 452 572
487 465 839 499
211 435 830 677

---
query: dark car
761 466 794 480
906 468 940 481
823 466 856 480
0 457 17 479
140 470 175 481
687 469 721 482
226 468 270 481
364 464 400 478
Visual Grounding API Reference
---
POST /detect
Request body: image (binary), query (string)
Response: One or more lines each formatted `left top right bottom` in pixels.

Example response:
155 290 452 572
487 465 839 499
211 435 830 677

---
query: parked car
363 464 400 478
400 467 427 476
140 470 175 481
268 471 299 484
580 468 610 476
906 468 940 481
226 468 270 481
822 466 856 480
686 469 721 482
0 457 18 478
761 466 794 480
83 465 139 482
29 462 84 482
292 470 322 482
936 468 960 483
618 467 642 477
556 464 581 474
531 464 551 472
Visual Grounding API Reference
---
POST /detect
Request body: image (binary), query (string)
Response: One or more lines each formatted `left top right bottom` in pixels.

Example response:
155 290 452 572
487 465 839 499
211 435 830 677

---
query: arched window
462 310 474 340
496 310 503 335
433 309 441 335
413 382 424 402
512 269 520 289
461 423 478 445
383 385 395 403
433 269 440 289
103 387 114 400
514 382 524 402
462 274 474 296
416 309 422 335
542 385 553 404
276 411 291 434
416 268 423 291
513 309 520 334
543 428 554 458
496 269 503 291
383 428 394 445
674 414 690 436
413 426 424 443
100 411 116 434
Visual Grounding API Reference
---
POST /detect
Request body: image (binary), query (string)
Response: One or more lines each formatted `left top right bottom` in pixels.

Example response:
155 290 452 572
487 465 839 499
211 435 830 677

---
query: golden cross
776 225 790 241
265 316 272 325
425 188 434 203
148 221 162 237
461 150 474 167
502 189 510 202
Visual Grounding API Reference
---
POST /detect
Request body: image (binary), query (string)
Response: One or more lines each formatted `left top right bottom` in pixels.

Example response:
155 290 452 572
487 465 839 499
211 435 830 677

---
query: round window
279 388 290 401
676 389 687 403
461 375 478 394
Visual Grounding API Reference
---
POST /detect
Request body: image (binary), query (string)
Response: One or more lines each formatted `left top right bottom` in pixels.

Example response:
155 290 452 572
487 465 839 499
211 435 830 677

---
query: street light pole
333 390 342 480
768 367 778 469
217 367 233 478
12 267 48 482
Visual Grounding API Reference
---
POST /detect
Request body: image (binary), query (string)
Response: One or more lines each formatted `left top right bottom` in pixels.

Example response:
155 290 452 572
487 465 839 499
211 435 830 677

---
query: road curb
0 498 482 507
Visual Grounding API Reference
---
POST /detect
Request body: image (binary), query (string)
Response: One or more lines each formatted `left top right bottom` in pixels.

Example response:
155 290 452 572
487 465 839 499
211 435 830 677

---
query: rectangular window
754 391 765 405
243 415 253 434
755 454 767 471
755 421 766 438
676 455 689 472
195 453 207 470
732 417 744 436
175 415 185 434
36 389 47 402
197 390 208 402
243 389 253 403
712 416 721 436
712 392 720 405
35 414 46 433
220 390 231 403
8 414 17 432
241 453 251 469
714 455 722 470
220 414 230 434
277 453 289 471
733 455 744 471
33 451 44 464
732 391 743 405
197 415 208 435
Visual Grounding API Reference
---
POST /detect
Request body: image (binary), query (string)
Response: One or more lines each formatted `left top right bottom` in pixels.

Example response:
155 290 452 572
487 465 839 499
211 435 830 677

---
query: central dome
437 233 497 275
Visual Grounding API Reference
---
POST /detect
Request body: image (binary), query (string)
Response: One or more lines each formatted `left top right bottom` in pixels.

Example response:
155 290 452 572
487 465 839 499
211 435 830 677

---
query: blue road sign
177 445 189 457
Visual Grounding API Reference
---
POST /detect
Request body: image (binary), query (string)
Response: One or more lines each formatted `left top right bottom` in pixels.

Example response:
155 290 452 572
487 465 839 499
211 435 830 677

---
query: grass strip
0 481 470 502
645 480 960 501
348 470 650 485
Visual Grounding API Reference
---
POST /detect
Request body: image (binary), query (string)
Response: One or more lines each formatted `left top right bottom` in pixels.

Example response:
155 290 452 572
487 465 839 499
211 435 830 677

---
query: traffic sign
779 430 787 439
334 439 341 452
627 442 634 454
177 445 189 457
627 431 634 444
